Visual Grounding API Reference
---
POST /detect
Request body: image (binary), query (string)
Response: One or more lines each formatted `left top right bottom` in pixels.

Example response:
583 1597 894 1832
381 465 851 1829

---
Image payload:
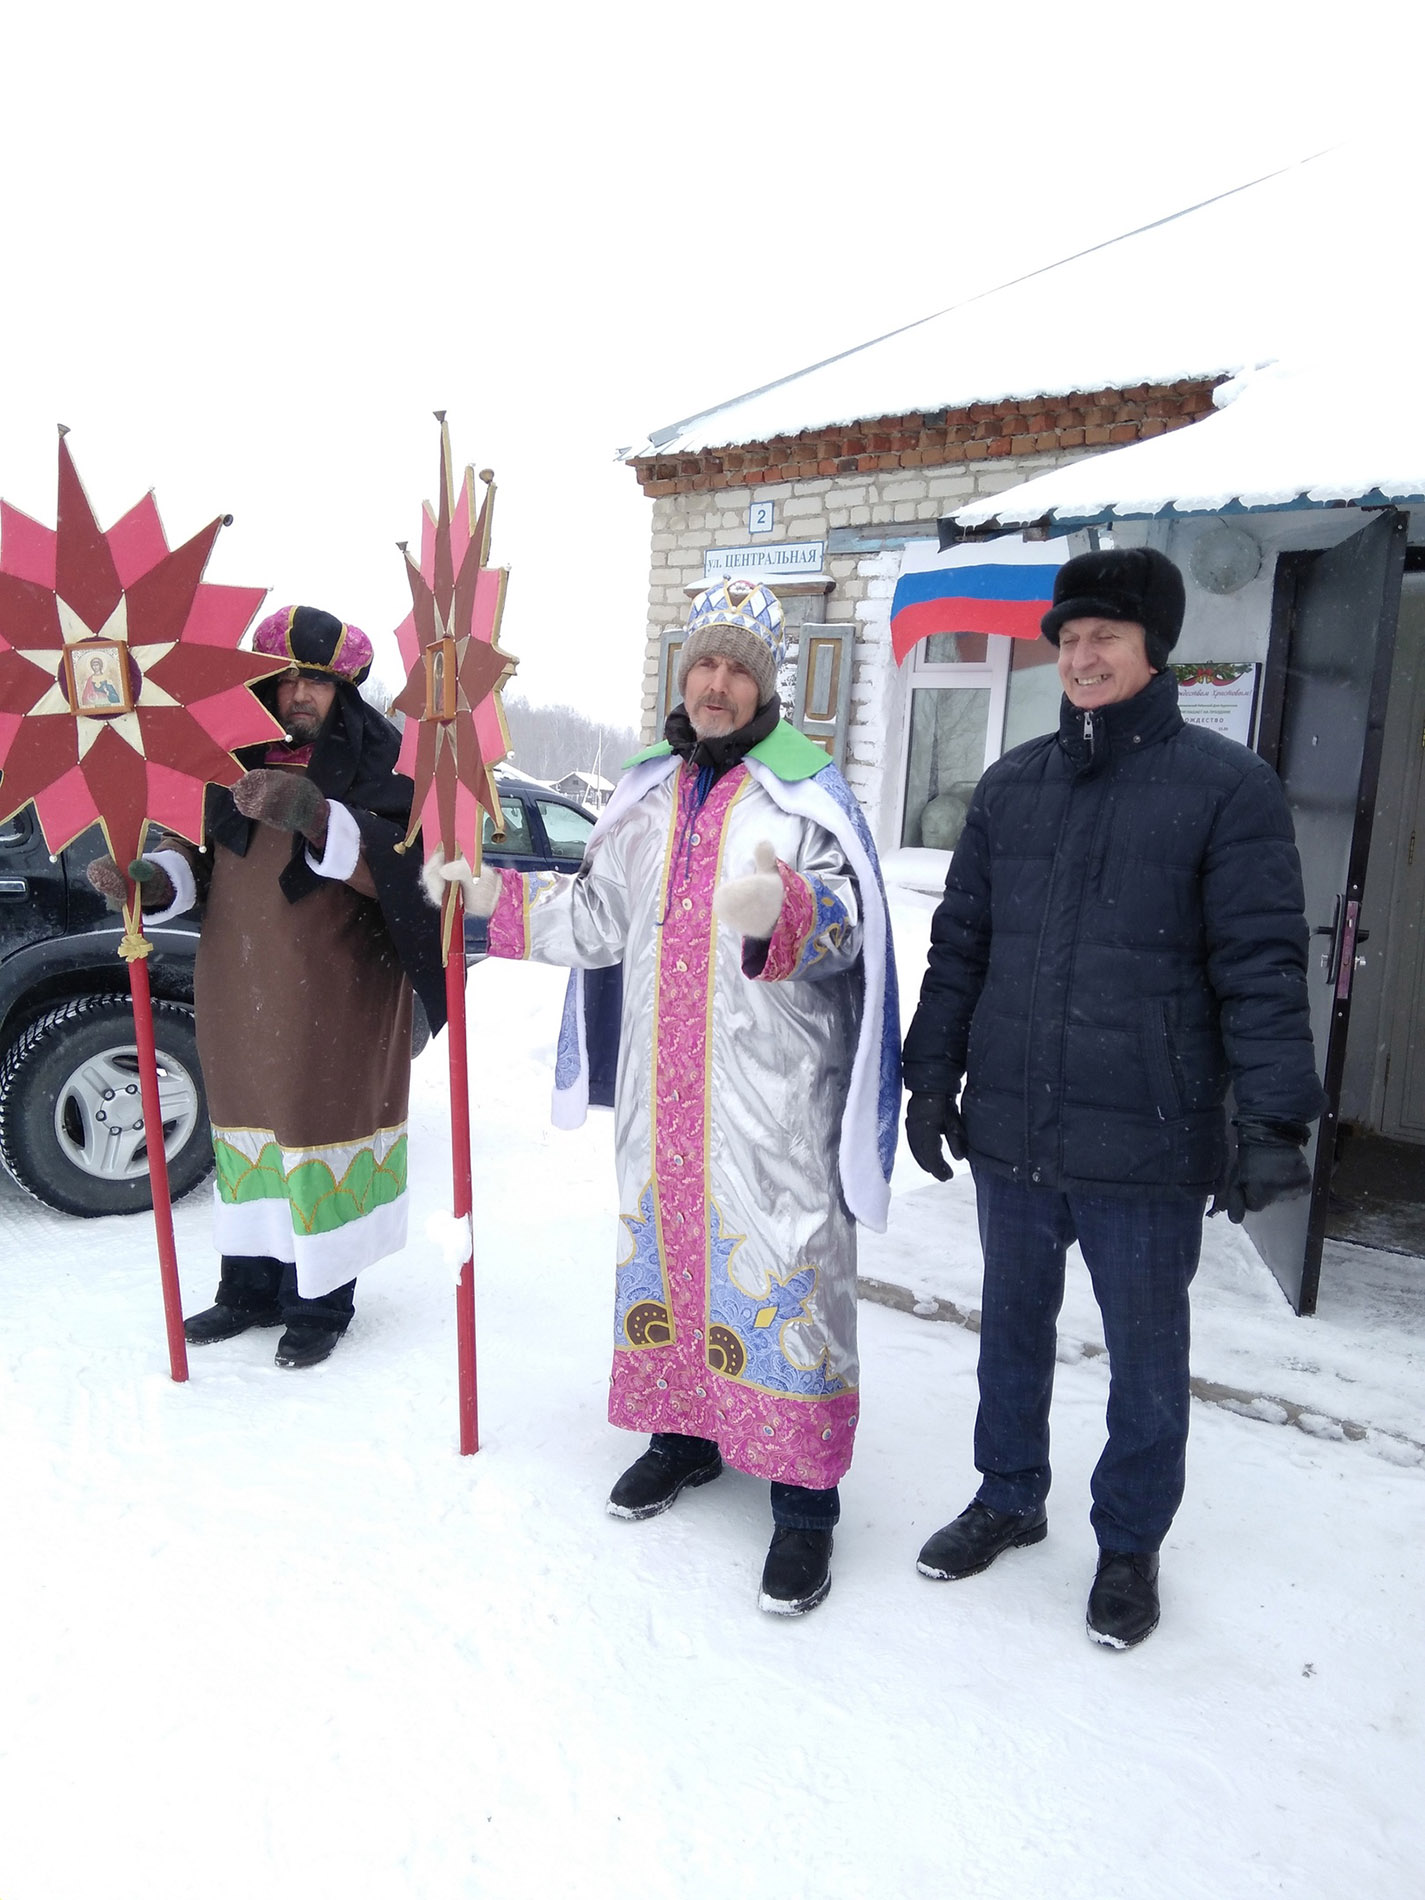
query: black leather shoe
759 1528 833 1615
1087 1549 1160 1648
606 1444 723 1520
274 1326 343 1370
183 1302 284 1345
916 1498 1048 1580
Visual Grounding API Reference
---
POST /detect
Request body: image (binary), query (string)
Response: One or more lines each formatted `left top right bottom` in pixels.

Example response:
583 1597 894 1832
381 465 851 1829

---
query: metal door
1379 585 1425 1140
1249 511 1408 1312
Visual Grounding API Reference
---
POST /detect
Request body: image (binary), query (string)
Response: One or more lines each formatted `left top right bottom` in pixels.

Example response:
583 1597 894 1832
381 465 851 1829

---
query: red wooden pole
125 945 189 1383
445 887 478 1453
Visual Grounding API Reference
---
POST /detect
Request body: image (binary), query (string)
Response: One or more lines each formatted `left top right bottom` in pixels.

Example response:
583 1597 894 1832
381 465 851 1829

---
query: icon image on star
65 642 132 716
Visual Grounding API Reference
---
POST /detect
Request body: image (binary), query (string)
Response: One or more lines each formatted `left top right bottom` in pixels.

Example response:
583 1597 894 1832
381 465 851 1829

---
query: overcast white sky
1 0 1416 724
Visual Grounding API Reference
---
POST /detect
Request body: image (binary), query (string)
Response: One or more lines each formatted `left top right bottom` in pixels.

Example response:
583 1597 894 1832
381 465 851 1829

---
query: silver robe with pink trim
485 731 899 1489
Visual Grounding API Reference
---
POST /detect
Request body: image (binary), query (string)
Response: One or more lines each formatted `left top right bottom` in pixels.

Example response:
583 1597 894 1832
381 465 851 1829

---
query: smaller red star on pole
392 412 516 902
391 414 518 1455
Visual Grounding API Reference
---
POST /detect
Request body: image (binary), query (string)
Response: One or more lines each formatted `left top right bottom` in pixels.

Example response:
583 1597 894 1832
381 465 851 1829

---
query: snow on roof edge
624 153 1336 462
628 359 1244 462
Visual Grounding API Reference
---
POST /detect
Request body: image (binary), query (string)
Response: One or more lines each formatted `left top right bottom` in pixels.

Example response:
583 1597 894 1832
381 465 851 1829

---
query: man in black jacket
901 547 1322 1647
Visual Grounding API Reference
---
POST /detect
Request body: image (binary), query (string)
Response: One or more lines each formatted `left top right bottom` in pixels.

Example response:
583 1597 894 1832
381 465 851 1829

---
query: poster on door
1173 662 1260 745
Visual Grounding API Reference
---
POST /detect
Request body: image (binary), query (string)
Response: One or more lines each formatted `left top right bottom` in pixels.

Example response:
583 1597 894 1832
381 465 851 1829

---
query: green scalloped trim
212 1135 408 1235
213 1139 288 1204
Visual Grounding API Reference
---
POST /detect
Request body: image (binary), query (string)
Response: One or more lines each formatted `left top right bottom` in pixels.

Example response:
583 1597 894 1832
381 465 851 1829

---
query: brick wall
629 380 1217 496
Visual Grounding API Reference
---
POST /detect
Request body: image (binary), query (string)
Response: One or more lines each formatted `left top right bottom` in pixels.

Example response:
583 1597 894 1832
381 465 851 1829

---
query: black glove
905 1092 967 1182
86 855 176 914
1209 1119 1313 1223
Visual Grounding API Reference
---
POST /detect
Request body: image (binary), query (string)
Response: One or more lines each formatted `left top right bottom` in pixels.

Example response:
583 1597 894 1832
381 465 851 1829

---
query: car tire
0 995 212 1217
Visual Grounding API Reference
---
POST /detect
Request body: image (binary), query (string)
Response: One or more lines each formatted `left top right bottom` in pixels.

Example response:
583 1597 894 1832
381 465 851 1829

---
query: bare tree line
501 695 640 786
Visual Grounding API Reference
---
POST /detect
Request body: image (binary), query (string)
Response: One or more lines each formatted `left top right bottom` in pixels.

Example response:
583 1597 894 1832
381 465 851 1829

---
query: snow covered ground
3 896 1423 1899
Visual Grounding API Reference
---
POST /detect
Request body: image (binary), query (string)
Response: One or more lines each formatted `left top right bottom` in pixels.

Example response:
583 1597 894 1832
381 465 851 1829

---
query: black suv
0 807 209 1217
0 774 604 1217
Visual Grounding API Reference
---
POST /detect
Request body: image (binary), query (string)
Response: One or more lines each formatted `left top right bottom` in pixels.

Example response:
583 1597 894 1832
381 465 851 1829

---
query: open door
1249 510 1408 1312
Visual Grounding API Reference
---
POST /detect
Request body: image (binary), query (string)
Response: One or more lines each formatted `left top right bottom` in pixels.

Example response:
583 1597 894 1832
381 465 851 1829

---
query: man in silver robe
459 580 899 1615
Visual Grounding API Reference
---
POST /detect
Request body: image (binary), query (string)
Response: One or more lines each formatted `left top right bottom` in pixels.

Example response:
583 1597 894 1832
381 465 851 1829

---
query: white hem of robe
211 1185 409 1298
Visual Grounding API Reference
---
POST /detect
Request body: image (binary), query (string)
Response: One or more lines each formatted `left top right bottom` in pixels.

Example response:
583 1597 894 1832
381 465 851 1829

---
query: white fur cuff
305 799 361 881
140 850 198 924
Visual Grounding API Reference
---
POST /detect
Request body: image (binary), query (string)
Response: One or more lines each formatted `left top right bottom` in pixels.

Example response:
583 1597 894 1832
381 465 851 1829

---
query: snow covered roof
952 353 1425 528
556 769 615 793
630 147 1403 460
493 762 557 791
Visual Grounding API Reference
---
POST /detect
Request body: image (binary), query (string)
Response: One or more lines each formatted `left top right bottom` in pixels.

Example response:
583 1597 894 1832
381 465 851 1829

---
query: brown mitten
233 769 330 843
86 856 176 914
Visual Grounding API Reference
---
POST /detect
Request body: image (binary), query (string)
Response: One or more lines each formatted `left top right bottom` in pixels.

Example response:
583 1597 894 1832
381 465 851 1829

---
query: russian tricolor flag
891 534 1072 664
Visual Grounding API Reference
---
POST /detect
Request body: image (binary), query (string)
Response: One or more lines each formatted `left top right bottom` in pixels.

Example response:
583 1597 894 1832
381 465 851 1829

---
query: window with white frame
899 631 1062 849
899 632 1006 850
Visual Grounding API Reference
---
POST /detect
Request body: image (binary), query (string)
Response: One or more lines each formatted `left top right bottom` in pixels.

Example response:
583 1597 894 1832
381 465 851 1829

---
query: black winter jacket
902 669 1323 1197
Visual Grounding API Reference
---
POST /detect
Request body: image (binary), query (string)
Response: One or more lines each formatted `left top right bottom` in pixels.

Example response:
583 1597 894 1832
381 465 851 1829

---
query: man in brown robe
89 605 445 1368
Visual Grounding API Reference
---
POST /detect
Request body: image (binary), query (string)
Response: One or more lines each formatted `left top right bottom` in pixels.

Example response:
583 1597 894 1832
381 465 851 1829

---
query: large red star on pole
0 430 288 1386
0 431 284 870
391 413 516 869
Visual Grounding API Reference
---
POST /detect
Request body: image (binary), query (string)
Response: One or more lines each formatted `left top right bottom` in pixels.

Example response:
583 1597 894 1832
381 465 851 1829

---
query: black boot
183 1302 284 1344
1086 1550 1160 1648
272 1270 354 1367
759 1528 833 1615
192 1256 286 1343
607 1438 723 1520
916 1498 1048 1580
274 1325 343 1370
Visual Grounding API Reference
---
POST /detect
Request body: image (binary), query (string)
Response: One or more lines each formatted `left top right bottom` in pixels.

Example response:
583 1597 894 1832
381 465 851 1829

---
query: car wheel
0 995 212 1217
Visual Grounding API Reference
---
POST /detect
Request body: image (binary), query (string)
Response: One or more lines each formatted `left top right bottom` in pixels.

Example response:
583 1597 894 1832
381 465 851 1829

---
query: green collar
624 720 829 783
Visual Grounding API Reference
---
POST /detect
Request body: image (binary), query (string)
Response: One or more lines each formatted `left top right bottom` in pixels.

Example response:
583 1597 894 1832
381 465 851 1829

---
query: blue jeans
970 1169 1204 1553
